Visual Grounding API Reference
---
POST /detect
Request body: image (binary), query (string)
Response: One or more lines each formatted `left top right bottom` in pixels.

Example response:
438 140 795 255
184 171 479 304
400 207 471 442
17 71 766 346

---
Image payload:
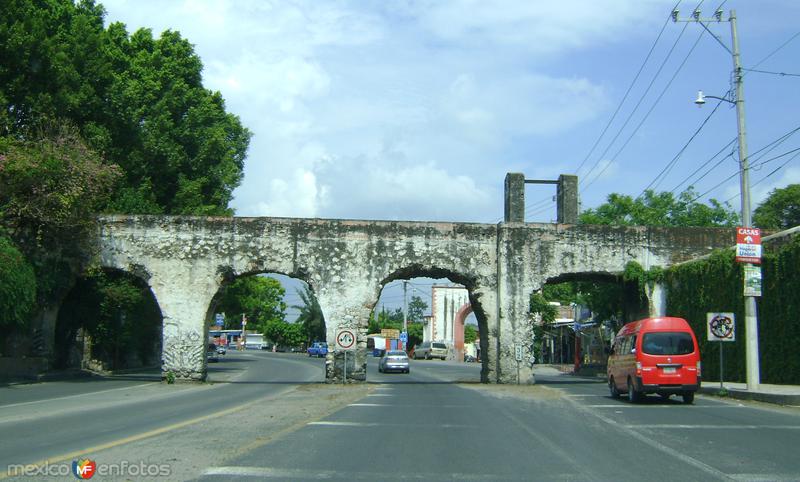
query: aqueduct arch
96 214 734 383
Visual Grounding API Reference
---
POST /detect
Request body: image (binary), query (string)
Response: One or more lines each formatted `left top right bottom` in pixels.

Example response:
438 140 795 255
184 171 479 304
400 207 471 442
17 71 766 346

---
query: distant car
207 344 220 363
378 350 410 374
413 341 448 360
216 346 227 355
307 342 328 358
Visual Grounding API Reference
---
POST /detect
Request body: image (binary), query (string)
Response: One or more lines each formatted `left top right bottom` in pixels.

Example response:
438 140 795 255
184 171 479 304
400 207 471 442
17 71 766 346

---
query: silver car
378 350 410 374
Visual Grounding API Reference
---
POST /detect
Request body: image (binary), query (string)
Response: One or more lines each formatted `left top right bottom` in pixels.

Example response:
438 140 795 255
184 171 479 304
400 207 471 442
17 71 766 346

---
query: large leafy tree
753 184 800 230
215 276 286 331
293 286 326 344
0 124 120 310
579 188 738 227
407 295 428 323
0 235 36 330
0 0 251 362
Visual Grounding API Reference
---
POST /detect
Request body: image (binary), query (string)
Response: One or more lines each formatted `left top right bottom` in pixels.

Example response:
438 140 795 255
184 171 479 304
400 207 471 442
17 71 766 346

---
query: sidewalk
700 381 800 406
536 365 800 407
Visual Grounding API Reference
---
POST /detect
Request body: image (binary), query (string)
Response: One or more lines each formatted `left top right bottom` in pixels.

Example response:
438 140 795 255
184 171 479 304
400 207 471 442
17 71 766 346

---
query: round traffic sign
710 315 733 339
336 329 356 350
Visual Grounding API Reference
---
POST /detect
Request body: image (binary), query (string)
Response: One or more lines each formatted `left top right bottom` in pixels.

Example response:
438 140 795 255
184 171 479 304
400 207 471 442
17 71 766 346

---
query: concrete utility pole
403 281 408 347
674 8 760 389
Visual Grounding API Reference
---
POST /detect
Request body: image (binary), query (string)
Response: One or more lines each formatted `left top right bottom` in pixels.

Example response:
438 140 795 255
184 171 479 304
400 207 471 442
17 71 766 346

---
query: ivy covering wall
664 235 800 384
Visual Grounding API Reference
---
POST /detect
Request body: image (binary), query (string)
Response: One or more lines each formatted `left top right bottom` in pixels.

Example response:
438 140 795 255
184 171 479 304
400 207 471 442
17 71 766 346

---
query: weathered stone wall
96 215 734 384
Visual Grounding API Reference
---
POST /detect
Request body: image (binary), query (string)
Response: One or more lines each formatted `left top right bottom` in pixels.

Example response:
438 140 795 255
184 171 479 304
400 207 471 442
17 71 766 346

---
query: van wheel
682 392 695 404
627 378 642 403
609 378 620 399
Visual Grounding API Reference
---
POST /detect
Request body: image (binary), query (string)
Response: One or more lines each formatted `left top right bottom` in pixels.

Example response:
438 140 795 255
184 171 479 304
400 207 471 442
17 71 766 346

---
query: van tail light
697 361 702 377
636 361 642 376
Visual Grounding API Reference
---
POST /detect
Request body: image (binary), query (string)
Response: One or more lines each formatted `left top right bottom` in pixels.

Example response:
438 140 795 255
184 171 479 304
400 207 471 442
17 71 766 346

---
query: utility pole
402 281 408 335
674 8 760 389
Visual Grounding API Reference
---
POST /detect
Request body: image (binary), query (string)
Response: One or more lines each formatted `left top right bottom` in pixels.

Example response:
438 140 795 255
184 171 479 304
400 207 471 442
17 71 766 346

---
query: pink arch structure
453 302 473 362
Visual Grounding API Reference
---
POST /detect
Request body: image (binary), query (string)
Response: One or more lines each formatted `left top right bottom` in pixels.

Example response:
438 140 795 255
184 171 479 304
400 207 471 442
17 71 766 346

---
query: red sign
735 227 762 264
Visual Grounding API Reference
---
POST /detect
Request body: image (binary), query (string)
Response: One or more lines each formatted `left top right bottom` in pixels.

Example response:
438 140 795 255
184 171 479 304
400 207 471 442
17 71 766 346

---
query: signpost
707 312 736 390
215 313 224 326
735 227 761 264
335 329 356 383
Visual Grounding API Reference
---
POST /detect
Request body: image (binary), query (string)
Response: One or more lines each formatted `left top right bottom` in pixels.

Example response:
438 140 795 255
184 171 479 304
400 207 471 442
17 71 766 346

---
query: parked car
378 350 410 373
607 317 701 404
413 341 448 360
307 342 328 358
207 344 220 363
216 345 227 355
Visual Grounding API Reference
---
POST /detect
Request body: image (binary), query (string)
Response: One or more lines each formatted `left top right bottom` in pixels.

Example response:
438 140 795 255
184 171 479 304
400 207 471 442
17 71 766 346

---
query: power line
668 137 737 194
638 97 726 196
742 68 800 78
573 0 682 176
749 29 800 71
726 148 800 202
582 14 710 193
579 14 692 187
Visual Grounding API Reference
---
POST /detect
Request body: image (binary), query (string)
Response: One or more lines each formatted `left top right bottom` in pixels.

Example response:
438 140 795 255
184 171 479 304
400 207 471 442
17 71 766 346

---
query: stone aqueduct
95 206 734 384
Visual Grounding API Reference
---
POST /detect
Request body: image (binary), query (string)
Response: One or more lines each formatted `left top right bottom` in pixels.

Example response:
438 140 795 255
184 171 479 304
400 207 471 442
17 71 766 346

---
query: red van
607 317 701 404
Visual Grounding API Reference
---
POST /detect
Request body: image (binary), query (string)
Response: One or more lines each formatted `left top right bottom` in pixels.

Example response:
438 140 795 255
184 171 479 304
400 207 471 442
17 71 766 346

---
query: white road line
565 394 607 397
309 421 471 428
627 424 800 430
565 398 731 480
348 403 389 407
204 466 521 480
0 382 156 409
366 393 393 397
730 473 800 481
584 404 742 408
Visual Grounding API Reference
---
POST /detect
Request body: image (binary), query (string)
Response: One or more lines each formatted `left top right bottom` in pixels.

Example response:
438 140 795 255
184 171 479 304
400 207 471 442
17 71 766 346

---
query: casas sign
735 227 761 264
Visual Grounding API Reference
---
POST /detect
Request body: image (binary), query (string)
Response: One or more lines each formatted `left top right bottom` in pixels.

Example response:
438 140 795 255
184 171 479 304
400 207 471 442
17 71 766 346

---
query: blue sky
102 0 800 224
101 1 800 317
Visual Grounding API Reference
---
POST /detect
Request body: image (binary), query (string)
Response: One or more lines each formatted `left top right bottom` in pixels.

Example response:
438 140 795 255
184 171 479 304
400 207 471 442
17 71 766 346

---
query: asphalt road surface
2 353 800 481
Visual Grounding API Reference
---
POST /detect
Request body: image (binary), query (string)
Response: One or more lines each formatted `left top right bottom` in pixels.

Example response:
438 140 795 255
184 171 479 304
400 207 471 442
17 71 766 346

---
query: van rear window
642 332 694 355
432 343 446 349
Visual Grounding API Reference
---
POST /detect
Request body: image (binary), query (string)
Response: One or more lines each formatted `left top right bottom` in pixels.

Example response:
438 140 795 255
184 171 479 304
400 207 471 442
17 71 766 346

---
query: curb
700 386 800 406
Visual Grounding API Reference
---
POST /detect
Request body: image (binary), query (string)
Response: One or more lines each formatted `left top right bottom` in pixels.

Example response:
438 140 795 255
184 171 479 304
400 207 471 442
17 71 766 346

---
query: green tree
464 324 478 344
753 184 800 230
579 188 738 227
263 319 305 349
1 1 252 363
407 295 428 323
0 236 36 329
407 321 424 349
0 124 120 305
215 276 286 331
293 286 325 344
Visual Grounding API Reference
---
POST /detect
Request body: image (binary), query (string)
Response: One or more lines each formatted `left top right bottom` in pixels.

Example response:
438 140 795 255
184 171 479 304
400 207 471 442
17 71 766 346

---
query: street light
677 8 761 390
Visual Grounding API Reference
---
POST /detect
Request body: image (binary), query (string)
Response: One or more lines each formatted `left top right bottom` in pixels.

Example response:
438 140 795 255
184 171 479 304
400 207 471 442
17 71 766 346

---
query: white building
424 285 476 361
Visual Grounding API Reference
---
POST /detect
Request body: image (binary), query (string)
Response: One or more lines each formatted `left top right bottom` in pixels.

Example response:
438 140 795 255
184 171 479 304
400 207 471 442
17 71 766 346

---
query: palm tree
293 286 326 345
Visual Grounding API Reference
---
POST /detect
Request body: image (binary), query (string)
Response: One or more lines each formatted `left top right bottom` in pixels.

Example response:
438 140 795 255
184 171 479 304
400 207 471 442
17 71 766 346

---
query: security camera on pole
674 8 761 389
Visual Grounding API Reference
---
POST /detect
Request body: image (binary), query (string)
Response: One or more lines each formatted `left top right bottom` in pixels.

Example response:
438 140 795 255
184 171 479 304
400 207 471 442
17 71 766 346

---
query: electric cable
573 0 682 176
582 18 710 193
668 137 736 194
579 16 692 187
638 97 725 196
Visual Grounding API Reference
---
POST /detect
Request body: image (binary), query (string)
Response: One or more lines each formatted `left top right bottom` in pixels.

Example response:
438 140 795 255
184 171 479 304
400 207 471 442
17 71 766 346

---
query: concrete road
0 351 325 473
4 355 800 481
200 358 800 481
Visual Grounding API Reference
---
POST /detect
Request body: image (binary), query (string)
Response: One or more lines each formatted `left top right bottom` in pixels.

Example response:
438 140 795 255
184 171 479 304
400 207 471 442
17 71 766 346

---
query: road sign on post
708 312 736 391
735 227 762 264
335 329 356 351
